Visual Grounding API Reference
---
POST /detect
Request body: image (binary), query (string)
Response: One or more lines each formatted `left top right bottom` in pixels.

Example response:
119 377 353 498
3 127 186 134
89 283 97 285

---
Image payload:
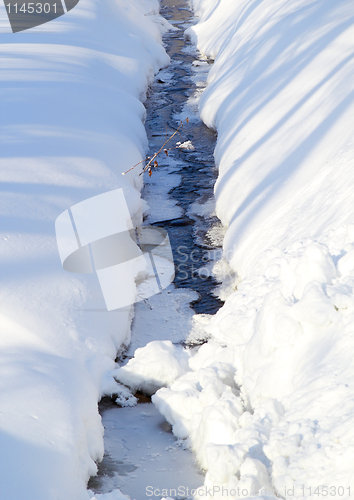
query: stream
88 1 222 497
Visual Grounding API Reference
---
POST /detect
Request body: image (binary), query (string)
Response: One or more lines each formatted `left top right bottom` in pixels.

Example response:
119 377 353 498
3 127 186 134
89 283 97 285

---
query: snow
176 140 195 151
0 0 170 498
89 403 203 499
91 277 203 499
3 0 354 497
186 0 354 277
124 0 354 498
90 491 129 500
149 231 354 496
114 340 190 395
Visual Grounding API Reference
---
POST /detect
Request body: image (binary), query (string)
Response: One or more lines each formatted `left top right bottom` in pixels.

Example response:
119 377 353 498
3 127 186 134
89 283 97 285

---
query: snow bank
153 227 354 498
0 1 168 499
186 0 354 276
147 1 354 498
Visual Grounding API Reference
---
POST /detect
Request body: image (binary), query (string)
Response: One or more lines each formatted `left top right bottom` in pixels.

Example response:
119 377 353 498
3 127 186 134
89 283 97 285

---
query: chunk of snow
114 340 190 395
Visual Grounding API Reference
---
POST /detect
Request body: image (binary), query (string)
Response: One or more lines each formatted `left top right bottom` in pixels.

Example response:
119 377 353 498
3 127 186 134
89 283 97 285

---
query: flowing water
88 1 222 497
143 2 223 317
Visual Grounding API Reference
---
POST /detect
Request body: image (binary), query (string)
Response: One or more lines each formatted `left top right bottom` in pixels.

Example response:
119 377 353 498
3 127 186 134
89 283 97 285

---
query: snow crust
0 1 169 499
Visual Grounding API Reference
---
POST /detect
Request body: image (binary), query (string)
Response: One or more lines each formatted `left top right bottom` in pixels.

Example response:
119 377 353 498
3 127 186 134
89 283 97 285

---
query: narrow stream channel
88 1 222 497
143 3 223 317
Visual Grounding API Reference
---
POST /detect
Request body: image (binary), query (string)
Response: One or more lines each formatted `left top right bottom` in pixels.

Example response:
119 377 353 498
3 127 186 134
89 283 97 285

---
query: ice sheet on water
89 404 204 499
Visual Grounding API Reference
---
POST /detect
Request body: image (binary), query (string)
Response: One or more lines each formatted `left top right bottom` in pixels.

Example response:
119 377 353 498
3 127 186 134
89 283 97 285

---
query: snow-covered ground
120 0 354 498
0 1 169 499
3 0 354 498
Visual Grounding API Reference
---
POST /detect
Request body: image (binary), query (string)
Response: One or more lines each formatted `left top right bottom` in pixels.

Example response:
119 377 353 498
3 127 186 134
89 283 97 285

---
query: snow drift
0 1 168 499
138 0 354 498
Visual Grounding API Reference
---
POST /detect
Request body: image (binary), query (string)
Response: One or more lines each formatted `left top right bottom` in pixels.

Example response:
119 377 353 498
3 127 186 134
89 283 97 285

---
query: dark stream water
88 1 222 497
144 2 222 315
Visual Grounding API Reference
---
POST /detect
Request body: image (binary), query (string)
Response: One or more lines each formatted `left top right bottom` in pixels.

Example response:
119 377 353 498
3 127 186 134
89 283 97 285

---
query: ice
91 490 129 500
176 140 195 150
89 403 203 499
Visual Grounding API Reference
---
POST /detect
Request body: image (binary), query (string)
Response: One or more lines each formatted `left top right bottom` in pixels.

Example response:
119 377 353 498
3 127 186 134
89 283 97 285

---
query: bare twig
122 119 189 176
